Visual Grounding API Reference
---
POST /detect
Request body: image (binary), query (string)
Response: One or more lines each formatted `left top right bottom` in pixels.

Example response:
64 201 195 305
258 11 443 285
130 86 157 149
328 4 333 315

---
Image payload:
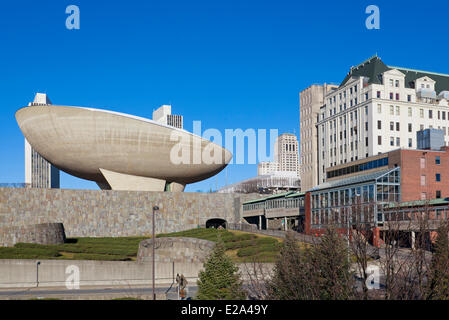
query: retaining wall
0 223 66 247
0 188 260 237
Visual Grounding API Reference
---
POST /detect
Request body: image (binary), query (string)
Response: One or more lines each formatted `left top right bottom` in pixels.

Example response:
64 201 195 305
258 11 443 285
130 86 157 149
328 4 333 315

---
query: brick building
304 138 449 243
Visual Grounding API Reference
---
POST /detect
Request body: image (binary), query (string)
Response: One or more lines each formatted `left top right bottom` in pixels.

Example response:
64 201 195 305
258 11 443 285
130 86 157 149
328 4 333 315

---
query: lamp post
152 205 159 300
36 261 41 287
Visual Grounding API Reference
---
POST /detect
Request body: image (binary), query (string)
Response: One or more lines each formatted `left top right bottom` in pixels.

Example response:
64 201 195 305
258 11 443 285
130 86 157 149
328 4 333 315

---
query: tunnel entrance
206 218 227 229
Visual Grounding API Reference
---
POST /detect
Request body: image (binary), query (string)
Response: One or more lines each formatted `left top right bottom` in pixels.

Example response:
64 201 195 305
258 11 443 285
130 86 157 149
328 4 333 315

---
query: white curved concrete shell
15 105 232 191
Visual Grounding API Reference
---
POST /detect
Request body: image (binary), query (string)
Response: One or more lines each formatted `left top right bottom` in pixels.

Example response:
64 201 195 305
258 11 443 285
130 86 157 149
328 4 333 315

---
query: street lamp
36 261 41 287
152 205 159 300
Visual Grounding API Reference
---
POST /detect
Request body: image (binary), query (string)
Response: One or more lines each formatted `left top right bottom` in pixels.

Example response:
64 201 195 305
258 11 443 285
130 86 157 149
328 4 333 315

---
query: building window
421 175 426 186
365 122 368 131
365 137 369 147
420 158 426 169
420 109 424 118
378 136 382 145
390 122 394 131
429 110 433 119
396 122 400 131
396 93 400 101
390 105 394 115
436 156 441 165
396 137 400 146
396 106 400 115
377 91 381 98
390 137 394 146
390 92 394 100
395 80 399 87
436 190 442 199
436 173 441 182
408 107 412 117
377 104 382 113
378 120 382 130
408 138 412 148
421 192 427 200
407 95 412 102
408 123 412 132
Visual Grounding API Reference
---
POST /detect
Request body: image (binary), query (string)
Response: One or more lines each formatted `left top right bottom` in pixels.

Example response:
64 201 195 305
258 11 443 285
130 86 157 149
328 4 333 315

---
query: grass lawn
0 236 150 261
0 228 284 263
158 228 282 263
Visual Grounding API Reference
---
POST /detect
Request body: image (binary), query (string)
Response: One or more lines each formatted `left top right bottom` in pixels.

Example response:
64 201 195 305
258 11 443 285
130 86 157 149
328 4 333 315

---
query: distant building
218 172 301 194
257 133 300 177
257 161 278 175
153 104 183 129
274 133 301 176
24 93 60 188
223 133 301 195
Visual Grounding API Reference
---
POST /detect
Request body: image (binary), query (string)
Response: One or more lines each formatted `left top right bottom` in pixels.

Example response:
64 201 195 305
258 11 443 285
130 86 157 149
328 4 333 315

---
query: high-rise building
24 93 60 188
257 133 300 177
316 55 449 184
274 133 300 176
299 84 338 191
152 104 183 129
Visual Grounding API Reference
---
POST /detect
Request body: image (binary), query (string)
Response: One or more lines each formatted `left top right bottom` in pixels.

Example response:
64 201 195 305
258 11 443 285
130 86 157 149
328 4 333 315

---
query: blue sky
1 0 449 192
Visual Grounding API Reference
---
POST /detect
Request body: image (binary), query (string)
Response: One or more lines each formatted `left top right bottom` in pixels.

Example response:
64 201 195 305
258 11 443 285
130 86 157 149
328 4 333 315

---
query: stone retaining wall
0 188 261 238
0 223 66 247
137 237 215 264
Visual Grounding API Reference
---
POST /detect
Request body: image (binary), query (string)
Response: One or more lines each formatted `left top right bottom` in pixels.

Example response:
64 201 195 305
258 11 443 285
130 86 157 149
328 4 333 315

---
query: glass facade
327 157 389 179
311 167 400 229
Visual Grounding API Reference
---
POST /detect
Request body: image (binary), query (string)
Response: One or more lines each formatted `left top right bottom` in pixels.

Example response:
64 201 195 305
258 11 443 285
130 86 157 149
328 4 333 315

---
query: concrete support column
411 231 416 249
258 216 262 230
284 217 287 231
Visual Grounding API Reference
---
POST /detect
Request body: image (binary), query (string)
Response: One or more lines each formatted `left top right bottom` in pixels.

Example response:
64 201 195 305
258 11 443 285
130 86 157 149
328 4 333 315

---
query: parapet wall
0 223 66 247
0 188 260 238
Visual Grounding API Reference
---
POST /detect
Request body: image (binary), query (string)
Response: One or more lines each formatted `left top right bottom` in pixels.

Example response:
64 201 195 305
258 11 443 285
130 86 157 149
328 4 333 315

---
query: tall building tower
299 84 338 191
257 133 300 177
24 93 60 188
152 104 183 129
274 133 301 176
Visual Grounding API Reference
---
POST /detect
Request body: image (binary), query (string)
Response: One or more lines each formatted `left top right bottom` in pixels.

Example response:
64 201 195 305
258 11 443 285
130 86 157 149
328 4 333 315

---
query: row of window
326 157 388 179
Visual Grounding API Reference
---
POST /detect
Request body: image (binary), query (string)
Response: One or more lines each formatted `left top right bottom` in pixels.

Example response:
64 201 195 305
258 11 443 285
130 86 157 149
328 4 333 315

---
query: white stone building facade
316 56 449 184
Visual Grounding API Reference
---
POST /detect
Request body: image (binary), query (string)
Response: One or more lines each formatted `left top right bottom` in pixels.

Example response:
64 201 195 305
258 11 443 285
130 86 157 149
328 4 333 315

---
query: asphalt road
0 285 198 300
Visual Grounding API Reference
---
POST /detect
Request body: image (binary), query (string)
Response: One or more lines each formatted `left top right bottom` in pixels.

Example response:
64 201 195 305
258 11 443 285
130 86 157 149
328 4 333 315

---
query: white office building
153 104 183 129
257 133 300 177
25 93 60 188
317 55 449 184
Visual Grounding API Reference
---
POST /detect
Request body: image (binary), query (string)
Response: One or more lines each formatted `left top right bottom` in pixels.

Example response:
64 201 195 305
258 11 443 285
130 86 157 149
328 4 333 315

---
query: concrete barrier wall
0 259 275 289
0 188 260 237
0 259 203 288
